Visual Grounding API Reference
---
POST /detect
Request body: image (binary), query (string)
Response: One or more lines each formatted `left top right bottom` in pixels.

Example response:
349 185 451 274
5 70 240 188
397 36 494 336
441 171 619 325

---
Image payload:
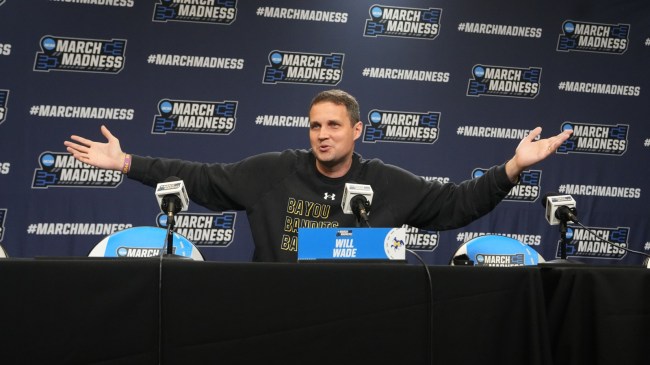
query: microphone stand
163 213 189 259
355 215 371 228
160 195 189 259
166 213 175 256
559 219 568 260
359 215 371 228
540 218 583 266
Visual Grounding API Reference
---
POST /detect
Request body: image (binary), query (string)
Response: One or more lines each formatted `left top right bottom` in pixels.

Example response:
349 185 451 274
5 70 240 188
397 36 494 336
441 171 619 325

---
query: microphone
541 192 650 264
155 177 190 221
541 192 578 225
341 183 373 225
350 194 371 224
155 177 190 258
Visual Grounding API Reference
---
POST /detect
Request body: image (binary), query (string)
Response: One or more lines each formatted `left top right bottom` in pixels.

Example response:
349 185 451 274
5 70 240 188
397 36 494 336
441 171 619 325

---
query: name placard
298 227 406 261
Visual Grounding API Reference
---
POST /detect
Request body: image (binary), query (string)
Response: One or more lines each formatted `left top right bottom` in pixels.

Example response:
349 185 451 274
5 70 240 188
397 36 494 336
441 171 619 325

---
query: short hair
310 89 361 125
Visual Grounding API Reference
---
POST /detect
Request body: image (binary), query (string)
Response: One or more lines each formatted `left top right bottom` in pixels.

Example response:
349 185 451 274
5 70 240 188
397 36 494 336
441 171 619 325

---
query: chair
88 226 204 260
450 235 545 266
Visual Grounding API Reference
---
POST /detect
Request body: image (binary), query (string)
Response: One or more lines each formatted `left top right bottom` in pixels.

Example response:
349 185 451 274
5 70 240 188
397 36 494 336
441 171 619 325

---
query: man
64 89 572 262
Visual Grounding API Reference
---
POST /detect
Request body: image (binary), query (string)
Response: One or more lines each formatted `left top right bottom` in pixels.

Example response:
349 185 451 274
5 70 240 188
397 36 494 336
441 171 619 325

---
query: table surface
1 259 648 365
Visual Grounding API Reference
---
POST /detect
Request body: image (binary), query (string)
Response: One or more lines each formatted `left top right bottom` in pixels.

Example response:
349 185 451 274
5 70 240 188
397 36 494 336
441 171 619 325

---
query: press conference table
1 259 648 365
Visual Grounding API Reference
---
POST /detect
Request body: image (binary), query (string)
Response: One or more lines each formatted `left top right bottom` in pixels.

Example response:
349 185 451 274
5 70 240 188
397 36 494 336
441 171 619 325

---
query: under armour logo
323 193 336 200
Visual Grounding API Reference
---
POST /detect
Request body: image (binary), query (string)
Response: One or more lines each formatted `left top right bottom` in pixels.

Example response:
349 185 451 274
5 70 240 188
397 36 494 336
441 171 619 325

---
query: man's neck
315 158 353 179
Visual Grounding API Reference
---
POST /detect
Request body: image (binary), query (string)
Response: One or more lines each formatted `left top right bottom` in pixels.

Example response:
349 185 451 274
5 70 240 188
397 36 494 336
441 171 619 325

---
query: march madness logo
263 50 344 85
153 99 237 135
403 225 438 251
475 254 525 267
467 65 541 98
34 36 126 73
364 5 441 39
363 109 439 144
0 89 8 125
153 0 237 24
472 168 541 202
560 226 629 259
557 20 629 54
557 122 627 155
32 152 123 189
157 212 236 246
117 247 173 257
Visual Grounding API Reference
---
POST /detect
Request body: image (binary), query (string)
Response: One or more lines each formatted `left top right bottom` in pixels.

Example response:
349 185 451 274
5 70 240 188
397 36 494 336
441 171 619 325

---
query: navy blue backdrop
0 0 648 265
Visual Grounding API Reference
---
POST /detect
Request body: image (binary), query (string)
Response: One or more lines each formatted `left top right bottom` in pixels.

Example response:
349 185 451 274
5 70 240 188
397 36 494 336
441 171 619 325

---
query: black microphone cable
406 248 435 365
157 231 165 365
362 216 434 365
155 176 188 364
157 213 176 364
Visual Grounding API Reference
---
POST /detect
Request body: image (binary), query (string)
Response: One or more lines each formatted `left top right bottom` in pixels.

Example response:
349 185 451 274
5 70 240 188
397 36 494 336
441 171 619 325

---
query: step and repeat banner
0 0 648 265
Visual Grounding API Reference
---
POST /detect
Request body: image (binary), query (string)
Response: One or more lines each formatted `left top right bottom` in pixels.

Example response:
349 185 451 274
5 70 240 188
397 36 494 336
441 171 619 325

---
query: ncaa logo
270 52 283 64
41 154 56 169
159 101 173 114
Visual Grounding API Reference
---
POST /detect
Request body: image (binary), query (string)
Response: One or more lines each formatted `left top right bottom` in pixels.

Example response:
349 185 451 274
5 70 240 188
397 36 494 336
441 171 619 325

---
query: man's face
309 101 362 177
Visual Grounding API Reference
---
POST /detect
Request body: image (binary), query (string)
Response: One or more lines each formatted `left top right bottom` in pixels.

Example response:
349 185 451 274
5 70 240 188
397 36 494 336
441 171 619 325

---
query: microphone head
350 194 370 218
542 192 576 225
161 195 182 215
155 177 190 213
341 183 373 214
555 206 578 222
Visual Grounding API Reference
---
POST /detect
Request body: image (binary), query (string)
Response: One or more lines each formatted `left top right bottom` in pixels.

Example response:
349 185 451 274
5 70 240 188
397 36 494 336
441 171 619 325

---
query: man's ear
353 121 363 140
